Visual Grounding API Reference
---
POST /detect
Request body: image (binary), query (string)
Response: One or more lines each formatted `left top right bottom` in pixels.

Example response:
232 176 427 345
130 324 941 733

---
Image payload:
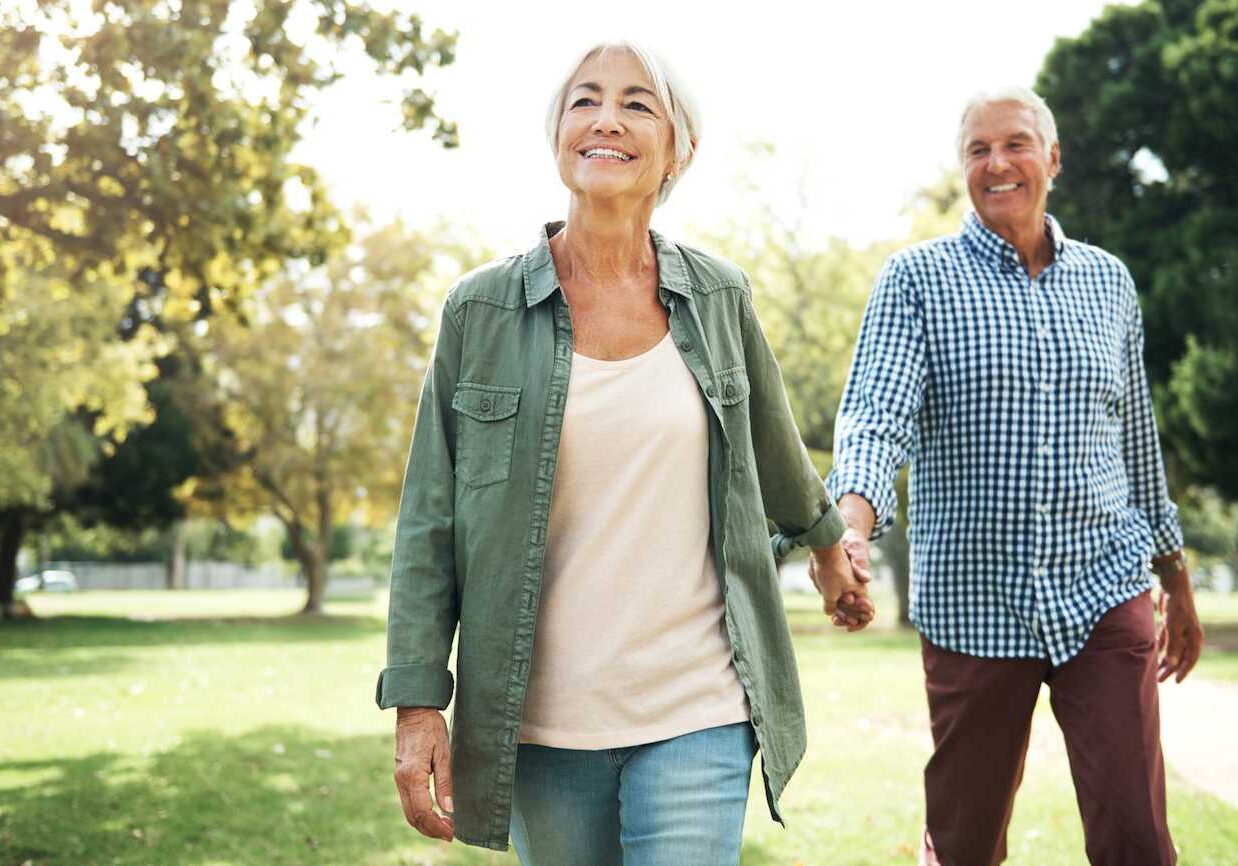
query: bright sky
294 0 1132 253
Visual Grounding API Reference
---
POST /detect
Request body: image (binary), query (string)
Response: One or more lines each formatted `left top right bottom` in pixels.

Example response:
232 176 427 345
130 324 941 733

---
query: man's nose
987 148 1011 172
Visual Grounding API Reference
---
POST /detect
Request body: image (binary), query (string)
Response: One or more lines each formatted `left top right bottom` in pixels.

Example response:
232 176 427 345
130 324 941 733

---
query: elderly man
825 87 1204 866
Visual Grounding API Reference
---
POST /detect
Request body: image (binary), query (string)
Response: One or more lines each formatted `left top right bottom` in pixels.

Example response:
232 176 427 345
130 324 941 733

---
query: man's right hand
394 707 454 842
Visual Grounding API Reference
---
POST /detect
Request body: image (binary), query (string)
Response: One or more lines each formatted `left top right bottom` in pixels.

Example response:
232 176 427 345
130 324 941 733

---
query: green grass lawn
3 587 1237 865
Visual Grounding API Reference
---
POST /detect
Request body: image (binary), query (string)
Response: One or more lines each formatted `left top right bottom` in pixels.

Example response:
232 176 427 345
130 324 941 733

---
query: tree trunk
283 517 328 614
878 520 912 627
301 549 327 614
1 509 27 618
303 487 332 615
166 520 187 590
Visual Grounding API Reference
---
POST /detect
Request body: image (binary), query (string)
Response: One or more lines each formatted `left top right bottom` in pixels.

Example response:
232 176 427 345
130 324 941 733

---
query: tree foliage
1037 0 1238 497
0 244 160 511
0 0 457 310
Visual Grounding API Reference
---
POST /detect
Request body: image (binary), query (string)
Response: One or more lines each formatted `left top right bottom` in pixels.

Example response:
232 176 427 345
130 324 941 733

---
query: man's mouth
582 147 634 161
986 182 1021 194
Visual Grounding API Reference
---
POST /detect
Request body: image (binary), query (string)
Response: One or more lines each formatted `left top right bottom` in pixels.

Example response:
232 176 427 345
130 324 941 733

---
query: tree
190 221 485 613
1036 0 1238 498
0 1 459 611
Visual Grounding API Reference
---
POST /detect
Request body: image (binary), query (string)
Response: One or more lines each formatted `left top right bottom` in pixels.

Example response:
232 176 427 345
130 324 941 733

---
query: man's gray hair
545 40 700 207
956 86 1059 161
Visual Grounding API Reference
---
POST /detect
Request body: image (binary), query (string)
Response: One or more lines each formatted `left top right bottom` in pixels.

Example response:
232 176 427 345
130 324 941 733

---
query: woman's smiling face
555 47 676 207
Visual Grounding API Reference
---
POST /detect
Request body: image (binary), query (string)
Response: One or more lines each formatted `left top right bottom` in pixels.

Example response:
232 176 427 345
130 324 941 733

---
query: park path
1157 675 1238 807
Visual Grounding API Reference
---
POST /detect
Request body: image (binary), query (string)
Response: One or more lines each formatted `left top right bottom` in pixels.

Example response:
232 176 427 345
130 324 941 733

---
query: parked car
15 570 79 593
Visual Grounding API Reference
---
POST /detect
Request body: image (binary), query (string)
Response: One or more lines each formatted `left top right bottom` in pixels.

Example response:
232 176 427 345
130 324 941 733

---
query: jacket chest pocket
452 383 521 488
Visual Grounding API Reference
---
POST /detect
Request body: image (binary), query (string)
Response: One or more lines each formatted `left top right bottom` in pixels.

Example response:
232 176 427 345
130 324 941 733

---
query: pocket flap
452 383 521 422
716 368 751 405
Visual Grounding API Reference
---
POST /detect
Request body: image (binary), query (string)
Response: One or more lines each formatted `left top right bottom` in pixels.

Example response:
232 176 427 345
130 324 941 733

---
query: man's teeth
584 148 632 161
988 183 1019 193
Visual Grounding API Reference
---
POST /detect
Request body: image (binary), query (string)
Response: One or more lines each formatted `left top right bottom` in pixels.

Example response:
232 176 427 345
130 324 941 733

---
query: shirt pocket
451 382 521 489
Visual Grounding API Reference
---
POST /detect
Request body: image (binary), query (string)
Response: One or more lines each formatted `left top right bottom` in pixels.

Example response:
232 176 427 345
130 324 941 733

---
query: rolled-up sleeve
739 284 846 549
1117 278 1183 557
826 257 926 540
376 300 463 710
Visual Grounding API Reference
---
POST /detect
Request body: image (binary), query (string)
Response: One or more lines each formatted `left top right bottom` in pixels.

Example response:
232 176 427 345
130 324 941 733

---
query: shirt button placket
1029 272 1054 638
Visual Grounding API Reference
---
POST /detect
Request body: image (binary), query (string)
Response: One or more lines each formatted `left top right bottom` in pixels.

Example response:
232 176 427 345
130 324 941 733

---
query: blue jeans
509 722 757 866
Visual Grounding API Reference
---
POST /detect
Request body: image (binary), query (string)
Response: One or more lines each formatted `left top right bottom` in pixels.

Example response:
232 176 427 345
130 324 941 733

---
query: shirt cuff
786 498 847 549
375 663 455 710
826 466 895 541
1150 503 1185 559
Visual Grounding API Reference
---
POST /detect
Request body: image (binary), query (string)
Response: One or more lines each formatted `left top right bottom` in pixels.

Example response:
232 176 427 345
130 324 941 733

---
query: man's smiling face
961 100 1060 237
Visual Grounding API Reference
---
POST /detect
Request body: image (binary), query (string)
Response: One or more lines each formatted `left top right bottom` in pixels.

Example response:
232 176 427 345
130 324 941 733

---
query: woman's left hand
808 541 875 631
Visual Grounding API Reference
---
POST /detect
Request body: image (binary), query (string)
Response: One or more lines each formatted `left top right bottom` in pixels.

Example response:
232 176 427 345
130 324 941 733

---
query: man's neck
983 212 1055 278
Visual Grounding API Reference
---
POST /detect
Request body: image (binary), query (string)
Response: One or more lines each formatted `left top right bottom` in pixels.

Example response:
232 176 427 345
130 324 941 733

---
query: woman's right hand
394 707 455 841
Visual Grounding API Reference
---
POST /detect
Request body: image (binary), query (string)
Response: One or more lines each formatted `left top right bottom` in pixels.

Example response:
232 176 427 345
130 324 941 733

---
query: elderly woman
378 41 873 865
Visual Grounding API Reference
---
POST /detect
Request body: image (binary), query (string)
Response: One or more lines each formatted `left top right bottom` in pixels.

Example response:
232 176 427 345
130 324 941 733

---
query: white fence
46 560 299 591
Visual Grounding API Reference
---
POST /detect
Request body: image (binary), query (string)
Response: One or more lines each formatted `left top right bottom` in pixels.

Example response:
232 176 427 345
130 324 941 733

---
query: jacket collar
523 221 693 307
960 210 1068 272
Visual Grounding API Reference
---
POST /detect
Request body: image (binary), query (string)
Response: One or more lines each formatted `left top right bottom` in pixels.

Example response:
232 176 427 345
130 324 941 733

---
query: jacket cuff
375 663 455 710
788 499 847 549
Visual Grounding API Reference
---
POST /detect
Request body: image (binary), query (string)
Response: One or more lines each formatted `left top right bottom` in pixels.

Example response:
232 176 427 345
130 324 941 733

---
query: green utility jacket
377 223 846 850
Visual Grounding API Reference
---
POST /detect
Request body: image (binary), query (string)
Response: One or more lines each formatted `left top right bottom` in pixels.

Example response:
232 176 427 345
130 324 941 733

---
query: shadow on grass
0 651 140 681
0 725 514 866
0 613 384 655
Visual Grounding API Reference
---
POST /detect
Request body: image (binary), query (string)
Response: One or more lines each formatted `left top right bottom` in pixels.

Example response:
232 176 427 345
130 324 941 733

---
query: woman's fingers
394 710 455 842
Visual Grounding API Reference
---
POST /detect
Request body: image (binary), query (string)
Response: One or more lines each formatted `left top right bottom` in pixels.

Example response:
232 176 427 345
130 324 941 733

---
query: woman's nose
591 101 623 135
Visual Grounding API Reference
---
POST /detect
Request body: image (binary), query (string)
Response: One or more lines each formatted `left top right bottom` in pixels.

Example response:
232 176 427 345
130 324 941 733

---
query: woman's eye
626 101 653 113
571 97 595 109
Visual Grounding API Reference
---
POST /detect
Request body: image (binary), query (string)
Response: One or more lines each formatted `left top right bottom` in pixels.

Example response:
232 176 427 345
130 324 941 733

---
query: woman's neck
552 196 658 290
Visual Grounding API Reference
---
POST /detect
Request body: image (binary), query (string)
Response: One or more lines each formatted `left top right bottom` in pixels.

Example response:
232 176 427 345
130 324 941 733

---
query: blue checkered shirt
827 212 1182 664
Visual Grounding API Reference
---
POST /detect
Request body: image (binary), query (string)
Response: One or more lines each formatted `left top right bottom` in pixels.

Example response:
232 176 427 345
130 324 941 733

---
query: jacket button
480 399 493 413
724 383 735 398
679 340 692 352
706 385 716 397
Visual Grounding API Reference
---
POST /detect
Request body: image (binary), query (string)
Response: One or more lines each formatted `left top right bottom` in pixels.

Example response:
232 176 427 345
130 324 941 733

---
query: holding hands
809 526 875 631
807 494 884 631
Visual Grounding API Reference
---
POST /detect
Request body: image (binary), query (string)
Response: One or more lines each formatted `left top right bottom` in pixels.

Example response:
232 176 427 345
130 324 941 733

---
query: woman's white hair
545 40 700 207
956 86 1059 162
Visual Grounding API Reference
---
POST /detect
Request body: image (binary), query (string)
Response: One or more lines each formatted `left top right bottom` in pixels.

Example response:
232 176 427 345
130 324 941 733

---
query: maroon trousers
920 593 1175 866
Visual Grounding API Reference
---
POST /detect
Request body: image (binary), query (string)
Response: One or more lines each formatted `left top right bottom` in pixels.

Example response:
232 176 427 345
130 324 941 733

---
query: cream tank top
518 330 750 748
